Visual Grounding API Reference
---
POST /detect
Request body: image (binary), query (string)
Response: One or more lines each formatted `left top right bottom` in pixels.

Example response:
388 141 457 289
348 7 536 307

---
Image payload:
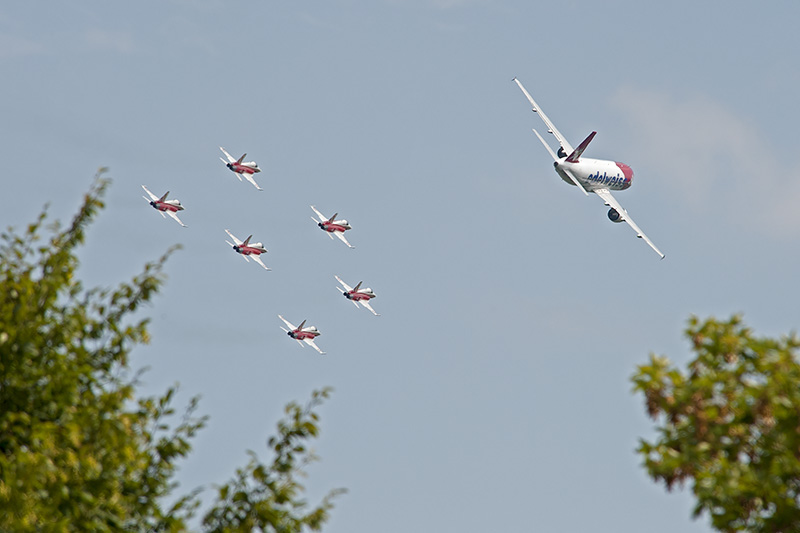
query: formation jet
278 315 326 354
513 78 664 259
225 229 270 270
335 275 379 316
310 205 354 248
142 185 186 227
219 146 263 191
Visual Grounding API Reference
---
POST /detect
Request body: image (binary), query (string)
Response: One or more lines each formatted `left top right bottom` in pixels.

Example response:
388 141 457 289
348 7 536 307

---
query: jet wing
310 205 326 222
303 337 326 355
224 229 243 245
513 78 574 155
278 315 297 331
593 188 665 259
334 275 353 292
166 210 186 227
220 147 236 163
251 254 271 271
359 299 380 316
334 231 354 249
141 185 159 201
240 172 263 191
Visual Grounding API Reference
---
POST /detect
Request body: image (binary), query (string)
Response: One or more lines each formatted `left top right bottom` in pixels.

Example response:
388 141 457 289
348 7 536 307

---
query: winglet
565 132 596 163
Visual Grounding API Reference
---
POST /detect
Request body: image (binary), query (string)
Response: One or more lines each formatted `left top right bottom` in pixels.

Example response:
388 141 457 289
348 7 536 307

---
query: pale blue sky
3 2 799 531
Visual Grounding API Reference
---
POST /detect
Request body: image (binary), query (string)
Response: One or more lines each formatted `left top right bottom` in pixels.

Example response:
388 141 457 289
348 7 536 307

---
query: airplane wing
513 78 574 155
166 210 186 227
224 229 243 245
359 299 380 316
593 188 665 259
334 231 354 249
278 315 296 331
220 147 236 163
310 205 326 222
334 275 353 292
141 185 159 201
251 254 271 271
303 337 326 355
241 172 263 191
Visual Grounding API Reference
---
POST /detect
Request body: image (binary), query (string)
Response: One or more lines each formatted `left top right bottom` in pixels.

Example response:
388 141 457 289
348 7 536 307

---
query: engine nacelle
607 208 624 223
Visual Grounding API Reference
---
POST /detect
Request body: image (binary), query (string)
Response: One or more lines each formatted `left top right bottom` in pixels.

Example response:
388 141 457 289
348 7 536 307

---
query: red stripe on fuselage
231 163 259 175
237 246 265 256
322 222 349 233
154 202 182 212
347 291 373 302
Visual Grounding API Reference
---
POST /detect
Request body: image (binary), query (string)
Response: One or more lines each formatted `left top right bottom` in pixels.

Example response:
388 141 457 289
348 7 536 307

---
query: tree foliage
0 172 342 532
632 315 800 532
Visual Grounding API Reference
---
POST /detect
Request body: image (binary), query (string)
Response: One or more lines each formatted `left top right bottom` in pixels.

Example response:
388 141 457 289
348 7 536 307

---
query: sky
2 1 800 531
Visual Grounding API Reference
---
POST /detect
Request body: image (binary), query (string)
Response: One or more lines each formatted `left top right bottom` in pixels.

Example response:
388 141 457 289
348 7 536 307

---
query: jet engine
607 208 624 223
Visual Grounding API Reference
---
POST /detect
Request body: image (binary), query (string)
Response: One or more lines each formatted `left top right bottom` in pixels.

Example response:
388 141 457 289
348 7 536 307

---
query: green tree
632 315 800 532
0 172 342 532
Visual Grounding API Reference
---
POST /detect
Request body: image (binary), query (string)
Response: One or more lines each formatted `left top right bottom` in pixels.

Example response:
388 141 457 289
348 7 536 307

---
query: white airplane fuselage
228 162 259 175
289 328 320 341
554 158 633 192
345 289 375 302
151 199 183 213
234 243 267 256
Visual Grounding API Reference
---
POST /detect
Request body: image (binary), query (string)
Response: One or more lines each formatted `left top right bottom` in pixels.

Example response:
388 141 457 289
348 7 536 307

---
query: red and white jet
310 205 354 248
335 275 380 316
142 185 186 227
225 229 270 271
513 78 664 259
278 315 326 354
219 146 263 191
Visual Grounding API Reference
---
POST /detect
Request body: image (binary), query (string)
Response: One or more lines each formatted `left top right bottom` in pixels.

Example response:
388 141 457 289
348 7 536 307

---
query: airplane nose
615 162 633 189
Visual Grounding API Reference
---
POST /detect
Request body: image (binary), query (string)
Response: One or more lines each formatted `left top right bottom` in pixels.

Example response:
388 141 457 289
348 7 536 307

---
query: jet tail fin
564 131 596 163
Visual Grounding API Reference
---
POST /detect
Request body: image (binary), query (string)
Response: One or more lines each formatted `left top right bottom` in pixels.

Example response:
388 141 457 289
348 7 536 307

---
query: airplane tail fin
564 131 596 163
242 235 252 246
159 191 169 202
237 154 246 164
353 281 362 291
298 320 307 330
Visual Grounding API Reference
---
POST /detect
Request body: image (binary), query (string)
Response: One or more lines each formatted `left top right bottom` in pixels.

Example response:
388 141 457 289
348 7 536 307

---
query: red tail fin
565 131 596 163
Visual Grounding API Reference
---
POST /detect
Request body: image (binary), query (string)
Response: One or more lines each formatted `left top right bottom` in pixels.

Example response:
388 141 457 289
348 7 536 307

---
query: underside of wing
167 211 186 227
224 229 243 245
251 254 270 270
334 231 354 248
220 146 235 163
513 78 574 154
360 300 380 316
278 315 296 330
310 205 326 221
593 188 665 259
142 185 159 201
303 338 325 354
243 173 263 191
334 275 352 292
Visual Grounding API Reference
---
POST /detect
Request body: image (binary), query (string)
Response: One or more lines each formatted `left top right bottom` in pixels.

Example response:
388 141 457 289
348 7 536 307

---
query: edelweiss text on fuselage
586 171 629 188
